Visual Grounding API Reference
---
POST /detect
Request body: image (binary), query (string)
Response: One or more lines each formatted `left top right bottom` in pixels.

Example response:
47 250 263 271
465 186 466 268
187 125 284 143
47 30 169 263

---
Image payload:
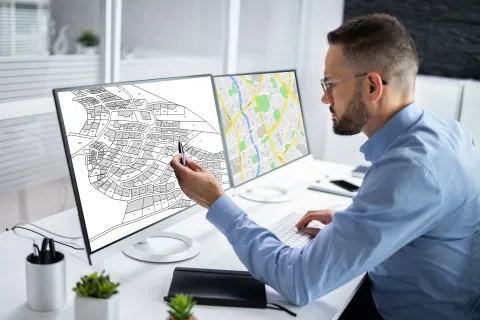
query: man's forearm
206 195 341 305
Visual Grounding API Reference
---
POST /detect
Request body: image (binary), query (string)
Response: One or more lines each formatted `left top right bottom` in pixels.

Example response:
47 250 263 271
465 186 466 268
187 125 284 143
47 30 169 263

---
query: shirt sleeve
206 159 442 306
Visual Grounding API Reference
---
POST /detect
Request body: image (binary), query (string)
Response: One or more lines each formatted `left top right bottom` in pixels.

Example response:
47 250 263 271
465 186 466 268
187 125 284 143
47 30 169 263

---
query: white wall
120 0 299 62
238 0 299 59
236 0 300 73
121 0 225 57
297 0 345 160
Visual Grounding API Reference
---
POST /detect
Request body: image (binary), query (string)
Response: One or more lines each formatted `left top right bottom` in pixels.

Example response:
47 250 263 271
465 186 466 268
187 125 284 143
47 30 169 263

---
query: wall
297 0 345 160
234 0 300 74
121 0 226 57
120 0 300 61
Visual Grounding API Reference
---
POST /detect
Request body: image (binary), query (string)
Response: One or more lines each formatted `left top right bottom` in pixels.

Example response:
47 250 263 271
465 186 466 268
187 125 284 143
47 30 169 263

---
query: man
170 13 480 319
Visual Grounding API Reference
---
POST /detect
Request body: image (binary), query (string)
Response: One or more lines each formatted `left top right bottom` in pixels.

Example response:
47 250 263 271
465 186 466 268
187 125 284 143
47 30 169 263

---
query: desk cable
267 303 297 317
6 225 84 251
12 221 82 240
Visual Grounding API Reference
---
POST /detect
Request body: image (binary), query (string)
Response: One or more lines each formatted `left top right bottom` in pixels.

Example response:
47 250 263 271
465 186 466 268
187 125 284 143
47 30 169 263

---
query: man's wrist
206 194 244 236
207 189 224 208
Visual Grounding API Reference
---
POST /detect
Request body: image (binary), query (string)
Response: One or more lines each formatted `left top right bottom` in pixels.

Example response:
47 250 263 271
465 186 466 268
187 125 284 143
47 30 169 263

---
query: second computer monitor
213 70 310 189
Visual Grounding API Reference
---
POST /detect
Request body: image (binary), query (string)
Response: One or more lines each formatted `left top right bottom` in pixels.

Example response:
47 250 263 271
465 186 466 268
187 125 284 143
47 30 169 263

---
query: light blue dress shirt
206 102 480 319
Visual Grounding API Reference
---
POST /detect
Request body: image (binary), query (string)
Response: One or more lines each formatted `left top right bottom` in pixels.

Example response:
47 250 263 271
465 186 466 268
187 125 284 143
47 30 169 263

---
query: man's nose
321 91 332 104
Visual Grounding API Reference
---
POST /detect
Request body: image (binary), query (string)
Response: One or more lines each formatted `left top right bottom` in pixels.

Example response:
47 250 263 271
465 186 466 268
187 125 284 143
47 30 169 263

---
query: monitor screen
53 75 230 253
213 70 309 187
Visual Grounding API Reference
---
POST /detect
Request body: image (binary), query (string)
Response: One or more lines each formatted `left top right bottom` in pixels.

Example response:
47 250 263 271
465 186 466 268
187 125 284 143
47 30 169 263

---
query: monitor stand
238 186 291 203
122 232 201 263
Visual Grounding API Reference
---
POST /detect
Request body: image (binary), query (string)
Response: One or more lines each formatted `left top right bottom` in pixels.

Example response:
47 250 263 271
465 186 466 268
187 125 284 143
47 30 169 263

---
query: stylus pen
178 141 186 166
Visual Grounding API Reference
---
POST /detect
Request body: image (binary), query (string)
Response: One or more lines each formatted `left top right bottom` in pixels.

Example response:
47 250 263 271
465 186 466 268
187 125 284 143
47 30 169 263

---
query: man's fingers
186 159 205 172
303 227 320 237
295 210 332 229
170 154 186 171
295 211 318 229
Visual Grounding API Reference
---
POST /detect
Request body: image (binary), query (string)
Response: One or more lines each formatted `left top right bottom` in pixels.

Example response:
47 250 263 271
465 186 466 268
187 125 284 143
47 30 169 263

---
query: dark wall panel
343 0 480 80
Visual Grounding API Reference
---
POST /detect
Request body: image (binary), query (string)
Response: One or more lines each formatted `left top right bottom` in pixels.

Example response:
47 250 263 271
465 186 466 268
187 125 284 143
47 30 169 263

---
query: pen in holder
25 244 66 311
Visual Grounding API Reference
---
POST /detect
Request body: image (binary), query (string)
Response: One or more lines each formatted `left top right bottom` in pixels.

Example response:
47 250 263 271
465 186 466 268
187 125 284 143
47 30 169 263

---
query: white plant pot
74 295 119 320
83 46 97 56
76 43 97 55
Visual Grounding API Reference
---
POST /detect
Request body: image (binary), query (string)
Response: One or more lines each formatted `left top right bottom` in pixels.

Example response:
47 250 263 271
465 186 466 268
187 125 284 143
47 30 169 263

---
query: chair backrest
459 80 480 148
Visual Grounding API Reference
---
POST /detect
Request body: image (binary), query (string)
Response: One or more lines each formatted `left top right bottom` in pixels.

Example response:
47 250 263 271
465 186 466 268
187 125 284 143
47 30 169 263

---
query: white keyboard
269 204 346 248
269 211 321 248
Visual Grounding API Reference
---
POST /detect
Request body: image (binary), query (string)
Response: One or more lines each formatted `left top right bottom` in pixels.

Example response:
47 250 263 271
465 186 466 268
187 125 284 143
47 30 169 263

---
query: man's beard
331 89 369 136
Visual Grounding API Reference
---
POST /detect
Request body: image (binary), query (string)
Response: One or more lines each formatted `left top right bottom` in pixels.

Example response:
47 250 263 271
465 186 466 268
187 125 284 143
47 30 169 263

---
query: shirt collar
360 101 423 163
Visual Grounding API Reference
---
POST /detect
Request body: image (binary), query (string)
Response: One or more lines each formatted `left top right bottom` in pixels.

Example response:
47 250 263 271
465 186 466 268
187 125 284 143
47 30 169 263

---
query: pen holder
25 251 66 312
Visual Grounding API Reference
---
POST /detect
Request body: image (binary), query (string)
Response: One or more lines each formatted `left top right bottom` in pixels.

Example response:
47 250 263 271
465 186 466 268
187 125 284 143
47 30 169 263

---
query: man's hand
170 154 224 209
295 209 334 237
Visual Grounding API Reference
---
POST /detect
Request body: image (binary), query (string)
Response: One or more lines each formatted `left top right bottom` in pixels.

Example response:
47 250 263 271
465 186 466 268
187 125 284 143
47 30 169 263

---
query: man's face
322 45 369 135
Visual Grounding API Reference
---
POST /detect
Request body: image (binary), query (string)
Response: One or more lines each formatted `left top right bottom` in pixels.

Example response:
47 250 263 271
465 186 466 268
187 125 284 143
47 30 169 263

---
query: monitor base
122 232 201 263
238 186 291 203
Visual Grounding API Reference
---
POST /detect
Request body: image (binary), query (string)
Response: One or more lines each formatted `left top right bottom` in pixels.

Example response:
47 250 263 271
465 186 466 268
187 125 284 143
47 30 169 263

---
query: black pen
40 238 48 264
49 238 56 262
178 141 186 166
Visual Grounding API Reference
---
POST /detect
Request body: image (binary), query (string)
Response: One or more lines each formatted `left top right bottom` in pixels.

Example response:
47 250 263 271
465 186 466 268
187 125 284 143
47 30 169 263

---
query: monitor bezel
212 69 312 189
52 73 232 265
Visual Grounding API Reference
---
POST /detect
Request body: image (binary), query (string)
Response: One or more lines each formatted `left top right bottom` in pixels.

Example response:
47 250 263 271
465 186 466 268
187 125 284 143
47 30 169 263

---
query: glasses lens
321 82 331 95
321 81 327 93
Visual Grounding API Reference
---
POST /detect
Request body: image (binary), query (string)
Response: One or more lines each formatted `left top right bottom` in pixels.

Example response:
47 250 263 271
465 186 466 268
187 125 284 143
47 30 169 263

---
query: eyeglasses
320 73 388 94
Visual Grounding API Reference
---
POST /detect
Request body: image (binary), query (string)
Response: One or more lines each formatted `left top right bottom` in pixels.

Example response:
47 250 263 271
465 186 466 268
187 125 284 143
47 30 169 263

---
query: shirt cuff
206 194 244 236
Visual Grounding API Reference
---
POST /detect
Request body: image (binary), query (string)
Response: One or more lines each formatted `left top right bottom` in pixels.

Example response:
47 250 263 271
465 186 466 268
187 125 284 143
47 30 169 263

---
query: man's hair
327 13 419 89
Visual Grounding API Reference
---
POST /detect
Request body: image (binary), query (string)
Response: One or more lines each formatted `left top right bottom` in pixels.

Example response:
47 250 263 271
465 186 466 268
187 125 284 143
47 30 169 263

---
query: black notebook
164 267 296 316
165 267 266 308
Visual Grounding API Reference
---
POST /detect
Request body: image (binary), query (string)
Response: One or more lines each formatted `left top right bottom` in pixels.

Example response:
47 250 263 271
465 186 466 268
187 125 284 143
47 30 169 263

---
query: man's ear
367 72 383 103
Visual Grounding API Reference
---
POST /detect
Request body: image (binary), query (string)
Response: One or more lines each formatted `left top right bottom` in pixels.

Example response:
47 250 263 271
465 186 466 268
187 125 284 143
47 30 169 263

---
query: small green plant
167 294 196 320
476 55 480 61
76 31 99 47
73 270 119 299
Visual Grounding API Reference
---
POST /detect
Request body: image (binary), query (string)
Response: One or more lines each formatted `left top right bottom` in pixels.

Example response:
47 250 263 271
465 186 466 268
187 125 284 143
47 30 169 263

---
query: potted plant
73 270 120 320
167 293 196 320
76 31 99 55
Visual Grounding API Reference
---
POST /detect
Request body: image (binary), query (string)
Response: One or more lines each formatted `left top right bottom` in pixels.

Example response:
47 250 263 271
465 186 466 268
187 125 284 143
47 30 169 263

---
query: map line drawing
59 81 229 248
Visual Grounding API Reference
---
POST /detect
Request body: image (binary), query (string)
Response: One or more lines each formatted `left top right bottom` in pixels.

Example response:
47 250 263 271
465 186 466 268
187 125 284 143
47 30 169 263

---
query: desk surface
0 157 364 320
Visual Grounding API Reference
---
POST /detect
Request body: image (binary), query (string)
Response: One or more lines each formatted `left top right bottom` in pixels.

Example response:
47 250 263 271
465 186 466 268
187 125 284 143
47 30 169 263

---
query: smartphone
178 141 186 166
330 179 360 192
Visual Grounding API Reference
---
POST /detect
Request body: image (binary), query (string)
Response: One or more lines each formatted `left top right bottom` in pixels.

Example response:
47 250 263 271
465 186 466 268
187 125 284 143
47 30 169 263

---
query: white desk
0 157 364 320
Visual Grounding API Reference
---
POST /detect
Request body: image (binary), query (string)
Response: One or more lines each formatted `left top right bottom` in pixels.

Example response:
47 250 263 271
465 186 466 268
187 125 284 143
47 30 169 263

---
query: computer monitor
213 70 310 203
52 74 231 265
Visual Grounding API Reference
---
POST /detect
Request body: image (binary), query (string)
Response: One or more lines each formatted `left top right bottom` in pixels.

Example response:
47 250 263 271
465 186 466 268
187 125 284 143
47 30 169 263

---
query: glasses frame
321 73 388 95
